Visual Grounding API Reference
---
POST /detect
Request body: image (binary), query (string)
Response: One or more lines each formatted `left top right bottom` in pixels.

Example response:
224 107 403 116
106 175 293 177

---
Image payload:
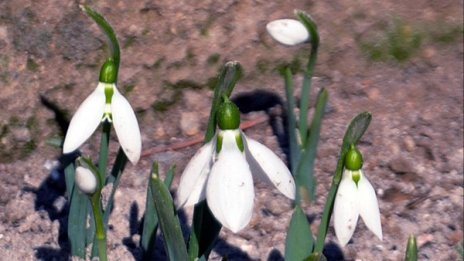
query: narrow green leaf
66 162 89 258
304 253 327 261
295 88 328 204
295 10 320 49
141 165 176 260
97 121 111 186
313 112 372 253
46 137 63 148
80 5 121 78
405 235 418 261
189 201 222 260
164 165 176 188
150 162 189 260
285 205 314 261
205 61 242 142
103 148 127 226
283 67 300 174
333 112 372 184
343 112 372 146
64 161 76 198
295 10 320 147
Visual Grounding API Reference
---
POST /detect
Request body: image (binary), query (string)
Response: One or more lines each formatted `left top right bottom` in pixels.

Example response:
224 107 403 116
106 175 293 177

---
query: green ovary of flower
344 144 363 171
217 99 240 130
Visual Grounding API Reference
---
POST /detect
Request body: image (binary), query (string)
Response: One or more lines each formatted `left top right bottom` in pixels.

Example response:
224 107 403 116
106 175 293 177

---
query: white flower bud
266 19 309 46
75 166 97 194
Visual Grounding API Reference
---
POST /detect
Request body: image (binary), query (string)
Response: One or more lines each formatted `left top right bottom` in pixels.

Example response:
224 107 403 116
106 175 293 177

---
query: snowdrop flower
333 145 382 246
266 19 309 46
63 59 141 164
176 100 295 233
75 165 97 195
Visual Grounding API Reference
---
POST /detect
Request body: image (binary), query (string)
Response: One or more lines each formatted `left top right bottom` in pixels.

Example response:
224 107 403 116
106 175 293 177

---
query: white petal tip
245 137 295 199
266 19 309 46
62 144 76 154
206 148 254 235
126 151 141 165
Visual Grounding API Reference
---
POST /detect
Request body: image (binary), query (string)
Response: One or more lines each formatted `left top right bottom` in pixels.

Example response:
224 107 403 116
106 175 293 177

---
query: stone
180 112 200 136
388 157 415 175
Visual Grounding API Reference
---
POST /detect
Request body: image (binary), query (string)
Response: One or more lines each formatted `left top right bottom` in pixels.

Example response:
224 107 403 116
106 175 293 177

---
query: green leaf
304 252 327 261
98 121 111 186
405 235 418 261
285 205 314 261
103 148 128 225
283 67 300 174
334 112 372 184
150 162 189 260
204 61 242 142
80 5 121 79
188 201 222 260
46 137 63 148
294 10 320 147
141 165 176 260
343 112 372 146
66 163 90 258
295 88 328 204
313 112 372 253
295 10 320 49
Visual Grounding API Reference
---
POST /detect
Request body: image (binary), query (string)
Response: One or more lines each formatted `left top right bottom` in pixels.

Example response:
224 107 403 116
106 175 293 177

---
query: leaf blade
285 205 314 261
150 162 189 260
295 88 328 204
66 163 90 258
141 165 176 259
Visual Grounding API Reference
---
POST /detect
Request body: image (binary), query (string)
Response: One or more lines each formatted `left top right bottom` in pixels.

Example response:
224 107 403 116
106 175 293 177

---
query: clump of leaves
360 19 423 63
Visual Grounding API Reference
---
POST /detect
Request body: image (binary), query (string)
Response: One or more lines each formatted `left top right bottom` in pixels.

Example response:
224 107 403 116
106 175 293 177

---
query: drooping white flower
62 60 141 164
75 166 97 194
266 19 309 46
176 101 295 233
333 146 382 246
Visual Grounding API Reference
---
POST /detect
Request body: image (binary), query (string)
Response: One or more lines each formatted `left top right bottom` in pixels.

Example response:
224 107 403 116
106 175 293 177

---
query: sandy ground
0 0 462 260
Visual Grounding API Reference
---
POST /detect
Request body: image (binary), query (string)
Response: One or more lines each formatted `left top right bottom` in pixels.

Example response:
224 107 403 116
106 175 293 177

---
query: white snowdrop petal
206 133 254 233
176 140 215 208
244 136 295 199
63 83 106 154
266 19 309 46
219 129 241 151
111 87 142 164
357 171 383 241
334 169 360 246
75 166 97 194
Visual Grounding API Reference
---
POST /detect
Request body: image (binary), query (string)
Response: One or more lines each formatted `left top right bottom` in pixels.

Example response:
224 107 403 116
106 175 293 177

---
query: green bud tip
217 98 240 130
344 144 363 171
99 58 117 83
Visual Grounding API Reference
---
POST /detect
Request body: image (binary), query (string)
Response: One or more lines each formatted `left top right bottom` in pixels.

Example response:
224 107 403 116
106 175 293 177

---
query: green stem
296 10 320 148
314 180 338 253
298 45 318 147
80 5 120 80
283 67 300 175
91 193 107 261
98 121 111 186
